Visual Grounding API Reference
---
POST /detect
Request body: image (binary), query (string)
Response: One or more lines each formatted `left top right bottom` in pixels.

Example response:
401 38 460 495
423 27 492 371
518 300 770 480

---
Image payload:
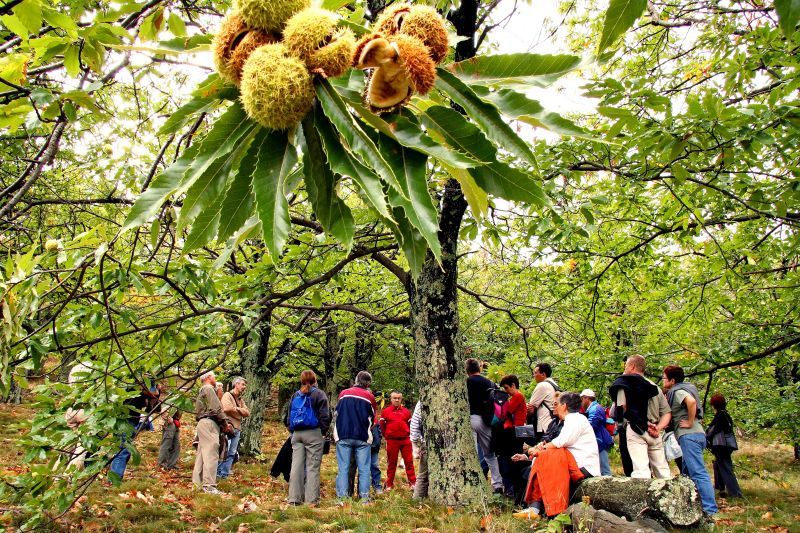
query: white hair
199 371 215 382
231 376 246 386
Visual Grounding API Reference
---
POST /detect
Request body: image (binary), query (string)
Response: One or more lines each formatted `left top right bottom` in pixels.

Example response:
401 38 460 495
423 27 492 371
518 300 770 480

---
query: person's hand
526 403 535 415
679 419 693 429
511 453 528 462
647 422 659 437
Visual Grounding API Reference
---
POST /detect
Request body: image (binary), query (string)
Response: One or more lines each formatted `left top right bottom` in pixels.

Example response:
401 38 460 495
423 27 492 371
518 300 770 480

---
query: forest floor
0 402 798 532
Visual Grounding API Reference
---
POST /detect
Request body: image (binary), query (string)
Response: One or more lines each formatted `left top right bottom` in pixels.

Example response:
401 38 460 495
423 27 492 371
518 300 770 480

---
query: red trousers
524 447 585 517
386 438 416 487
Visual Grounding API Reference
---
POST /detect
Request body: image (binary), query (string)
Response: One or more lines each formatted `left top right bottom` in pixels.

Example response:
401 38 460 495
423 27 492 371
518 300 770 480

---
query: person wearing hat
580 389 613 476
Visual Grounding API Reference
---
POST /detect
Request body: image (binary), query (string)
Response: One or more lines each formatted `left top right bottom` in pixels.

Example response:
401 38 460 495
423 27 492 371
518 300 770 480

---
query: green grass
0 402 798 532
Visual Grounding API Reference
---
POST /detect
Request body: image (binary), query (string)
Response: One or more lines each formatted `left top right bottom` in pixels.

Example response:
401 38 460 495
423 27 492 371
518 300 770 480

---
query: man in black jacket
465 358 503 494
609 355 672 479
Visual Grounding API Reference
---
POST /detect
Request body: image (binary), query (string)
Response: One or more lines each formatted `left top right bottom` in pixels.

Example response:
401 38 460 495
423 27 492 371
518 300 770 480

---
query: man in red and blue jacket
335 371 376 501
380 391 416 490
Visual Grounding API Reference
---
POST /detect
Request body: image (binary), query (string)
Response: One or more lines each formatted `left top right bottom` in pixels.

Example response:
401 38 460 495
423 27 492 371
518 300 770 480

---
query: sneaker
409 483 416 491
512 507 541 520
202 487 224 495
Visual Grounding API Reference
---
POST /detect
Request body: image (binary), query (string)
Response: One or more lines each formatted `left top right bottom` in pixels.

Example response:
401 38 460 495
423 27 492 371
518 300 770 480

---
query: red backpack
605 406 617 437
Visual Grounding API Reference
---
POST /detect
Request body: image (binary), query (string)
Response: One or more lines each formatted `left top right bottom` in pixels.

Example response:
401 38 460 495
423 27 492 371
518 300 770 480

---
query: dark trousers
158 422 180 468
618 425 633 476
495 427 524 498
712 448 743 497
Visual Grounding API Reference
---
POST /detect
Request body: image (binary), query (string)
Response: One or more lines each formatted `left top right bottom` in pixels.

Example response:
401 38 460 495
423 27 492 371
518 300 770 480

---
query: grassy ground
0 403 797 532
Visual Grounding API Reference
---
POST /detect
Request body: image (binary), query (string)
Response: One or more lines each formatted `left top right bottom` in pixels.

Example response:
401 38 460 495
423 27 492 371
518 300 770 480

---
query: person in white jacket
409 401 427 499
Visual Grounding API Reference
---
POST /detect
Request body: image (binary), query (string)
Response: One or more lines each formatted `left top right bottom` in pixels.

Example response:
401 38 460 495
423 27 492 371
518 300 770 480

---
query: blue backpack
288 388 319 431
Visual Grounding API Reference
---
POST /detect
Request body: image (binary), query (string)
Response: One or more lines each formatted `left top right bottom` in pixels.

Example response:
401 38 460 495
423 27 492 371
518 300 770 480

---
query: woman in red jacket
497 374 527 499
380 391 416 490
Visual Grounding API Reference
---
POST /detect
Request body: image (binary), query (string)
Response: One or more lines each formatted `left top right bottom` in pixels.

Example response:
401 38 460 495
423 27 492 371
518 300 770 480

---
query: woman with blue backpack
287 370 331 506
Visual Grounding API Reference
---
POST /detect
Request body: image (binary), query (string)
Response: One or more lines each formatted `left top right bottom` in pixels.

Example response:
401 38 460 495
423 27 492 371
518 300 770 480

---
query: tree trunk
239 312 275 457
565 503 667 533
571 476 704 528
322 320 341 404
408 179 485 507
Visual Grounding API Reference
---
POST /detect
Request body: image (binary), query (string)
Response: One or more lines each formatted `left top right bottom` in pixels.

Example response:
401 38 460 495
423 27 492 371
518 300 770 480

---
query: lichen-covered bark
239 315 274 457
408 180 485 507
572 476 704 527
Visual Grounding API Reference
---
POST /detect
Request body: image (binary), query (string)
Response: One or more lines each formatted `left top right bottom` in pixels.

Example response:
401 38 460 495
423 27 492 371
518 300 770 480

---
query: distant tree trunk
776 362 800 460
239 311 276 457
322 320 342 404
2 374 22 403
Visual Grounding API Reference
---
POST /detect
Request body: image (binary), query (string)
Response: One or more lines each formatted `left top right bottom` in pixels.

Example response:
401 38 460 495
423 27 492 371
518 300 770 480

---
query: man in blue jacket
334 371 376 502
581 389 613 476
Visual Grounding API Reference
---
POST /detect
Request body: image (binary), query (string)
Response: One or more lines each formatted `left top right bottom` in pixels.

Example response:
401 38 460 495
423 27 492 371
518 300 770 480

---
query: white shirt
550 412 601 476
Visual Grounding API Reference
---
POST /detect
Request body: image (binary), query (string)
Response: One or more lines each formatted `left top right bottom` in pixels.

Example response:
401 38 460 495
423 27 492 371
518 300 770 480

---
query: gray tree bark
407 178 485 507
566 503 668 533
238 312 277 457
571 476 704 528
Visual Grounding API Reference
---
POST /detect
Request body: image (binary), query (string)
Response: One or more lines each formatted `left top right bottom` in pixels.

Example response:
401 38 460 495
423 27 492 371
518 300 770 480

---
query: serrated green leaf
444 163 488 220
250 129 296 259
158 87 238 136
314 105 392 219
42 7 78 38
351 103 482 169
378 134 441 263
448 53 582 86
418 105 496 164
167 12 186 37
468 162 549 206
436 69 539 174
598 0 647 53
123 103 250 232
0 53 28 86
775 0 800 36
301 114 355 251
149 219 160 249
216 147 258 243
10 0 42 35
212 217 260 270
316 78 405 199
177 125 256 233
63 45 81 76
386 207 427 280
0 13 30 38
470 86 601 142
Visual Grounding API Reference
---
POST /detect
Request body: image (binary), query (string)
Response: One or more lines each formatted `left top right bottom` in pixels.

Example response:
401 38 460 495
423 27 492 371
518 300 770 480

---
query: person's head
556 392 582 420
624 355 646 376
499 374 520 394
465 358 482 375
533 363 552 383
231 376 247 395
355 370 372 388
390 390 403 407
661 365 685 390
200 371 216 386
580 389 596 410
300 370 317 392
710 393 726 411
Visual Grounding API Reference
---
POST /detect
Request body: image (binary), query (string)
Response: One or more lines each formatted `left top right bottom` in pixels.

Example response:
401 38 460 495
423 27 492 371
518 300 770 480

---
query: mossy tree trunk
239 311 277 457
408 179 485 507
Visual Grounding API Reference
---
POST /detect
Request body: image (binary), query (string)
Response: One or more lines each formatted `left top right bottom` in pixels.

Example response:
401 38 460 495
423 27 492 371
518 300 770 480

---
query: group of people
281 370 422 505
96 353 742 522
462 355 741 519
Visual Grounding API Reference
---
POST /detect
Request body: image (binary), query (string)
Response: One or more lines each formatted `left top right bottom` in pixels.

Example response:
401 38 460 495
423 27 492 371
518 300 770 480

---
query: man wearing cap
580 389 613 476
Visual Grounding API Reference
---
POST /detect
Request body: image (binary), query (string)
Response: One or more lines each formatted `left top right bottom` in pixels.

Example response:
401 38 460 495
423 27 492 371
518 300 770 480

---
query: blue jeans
370 447 381 490
679 433 718 514
599 448 612 476
109 422 137 481
216 428 241 478
336 439 371 499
